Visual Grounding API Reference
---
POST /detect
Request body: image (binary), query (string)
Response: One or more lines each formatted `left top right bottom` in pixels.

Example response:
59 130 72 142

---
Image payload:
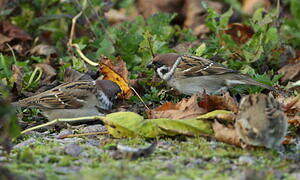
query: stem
25 67 42 89
21 116 105 134
130 86 150 110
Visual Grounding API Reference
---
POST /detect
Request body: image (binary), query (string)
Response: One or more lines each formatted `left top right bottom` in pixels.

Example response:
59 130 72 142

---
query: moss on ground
1 131 299 180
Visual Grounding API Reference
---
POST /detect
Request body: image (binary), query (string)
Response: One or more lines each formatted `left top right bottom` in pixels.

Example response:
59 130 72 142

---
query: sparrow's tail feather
226 74 277 92
11 101 19 107
11 99 30 108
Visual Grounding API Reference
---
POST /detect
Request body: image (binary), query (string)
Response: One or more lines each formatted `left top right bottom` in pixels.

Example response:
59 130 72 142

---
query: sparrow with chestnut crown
12 80 121 120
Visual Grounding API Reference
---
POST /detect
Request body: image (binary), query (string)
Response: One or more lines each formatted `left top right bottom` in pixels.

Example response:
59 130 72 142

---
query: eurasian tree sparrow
147 53 276 95
12 80 121 120
235 94 288 148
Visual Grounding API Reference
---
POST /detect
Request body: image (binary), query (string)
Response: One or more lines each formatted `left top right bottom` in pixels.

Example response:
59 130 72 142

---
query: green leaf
102 112 213 138
96 37 115 57
220 8 233 28
103 112 144 138
195 43 207 56
0 54 12 79
291 0 300 20
265 27 278 46
151 118 213 137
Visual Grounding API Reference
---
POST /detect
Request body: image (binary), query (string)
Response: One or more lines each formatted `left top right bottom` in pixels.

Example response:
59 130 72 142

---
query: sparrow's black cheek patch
161 68 169 74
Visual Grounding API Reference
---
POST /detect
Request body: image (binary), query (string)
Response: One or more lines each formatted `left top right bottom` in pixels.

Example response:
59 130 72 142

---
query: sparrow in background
12 80 121 120
147 53 276 95
235 94 288 149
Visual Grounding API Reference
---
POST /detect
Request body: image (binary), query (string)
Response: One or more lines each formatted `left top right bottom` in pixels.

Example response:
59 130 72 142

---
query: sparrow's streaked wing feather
177 55 238 77
16 81 95 109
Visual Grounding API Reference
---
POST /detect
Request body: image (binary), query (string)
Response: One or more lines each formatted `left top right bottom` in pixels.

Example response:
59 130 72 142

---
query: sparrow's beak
146 62 154 69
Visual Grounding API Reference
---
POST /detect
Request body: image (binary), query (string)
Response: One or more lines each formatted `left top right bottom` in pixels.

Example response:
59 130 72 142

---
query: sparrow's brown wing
176 55 238 77
16 81 94 109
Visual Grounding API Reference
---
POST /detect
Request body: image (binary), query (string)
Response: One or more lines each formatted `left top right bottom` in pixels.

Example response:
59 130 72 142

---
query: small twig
72 44 99 66
58 131 108 139
67 11 99 67
6 43 17 63
68 11 83 48
130 86 150 110
21 116 105 134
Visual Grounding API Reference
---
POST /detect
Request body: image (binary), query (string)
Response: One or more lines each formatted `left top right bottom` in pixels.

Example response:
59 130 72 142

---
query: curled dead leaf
99 56 132 99
278 62 300 83
278 95 300 117
282 136 295 145
147 95 206 119
0 21 32 55
105 9 129 24
198 92 239 113
29 44 57 57
0 21 32 41
213 121 242 147
224 23 254 44
111 142 157 160
242 0 270 15
288 116 300 127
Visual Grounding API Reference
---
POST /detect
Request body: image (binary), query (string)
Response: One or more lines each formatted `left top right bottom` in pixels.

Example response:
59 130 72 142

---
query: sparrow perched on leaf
235 94 288 149
147 53 276 95
12 80 121 120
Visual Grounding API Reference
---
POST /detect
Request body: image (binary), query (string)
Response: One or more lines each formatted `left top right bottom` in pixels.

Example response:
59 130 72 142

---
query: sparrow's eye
153 61 163 68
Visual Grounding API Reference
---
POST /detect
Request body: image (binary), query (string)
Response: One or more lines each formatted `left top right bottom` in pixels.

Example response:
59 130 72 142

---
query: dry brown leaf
224 23 254 44
29 44 57 57
278 62 300 83
213 121 242 147
105 9 129 24
1 21 32 41
147 95 206 119
282 136 295 145
277 95 300 117
11 65 23 95
0 33 13 47
288 116 300 127
242 0 270 15
216 113 236 123
99 56 132 99
198 92 239 113
0 21 32 55
173 41 200 54
137 0 184 19
183 0 222 36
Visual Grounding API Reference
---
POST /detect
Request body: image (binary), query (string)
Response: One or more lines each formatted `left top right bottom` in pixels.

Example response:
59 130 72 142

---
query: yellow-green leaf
103 112 144 138
197 110 232 119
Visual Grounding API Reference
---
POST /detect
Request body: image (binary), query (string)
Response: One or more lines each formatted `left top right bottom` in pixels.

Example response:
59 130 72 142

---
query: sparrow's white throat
156 56 182 81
